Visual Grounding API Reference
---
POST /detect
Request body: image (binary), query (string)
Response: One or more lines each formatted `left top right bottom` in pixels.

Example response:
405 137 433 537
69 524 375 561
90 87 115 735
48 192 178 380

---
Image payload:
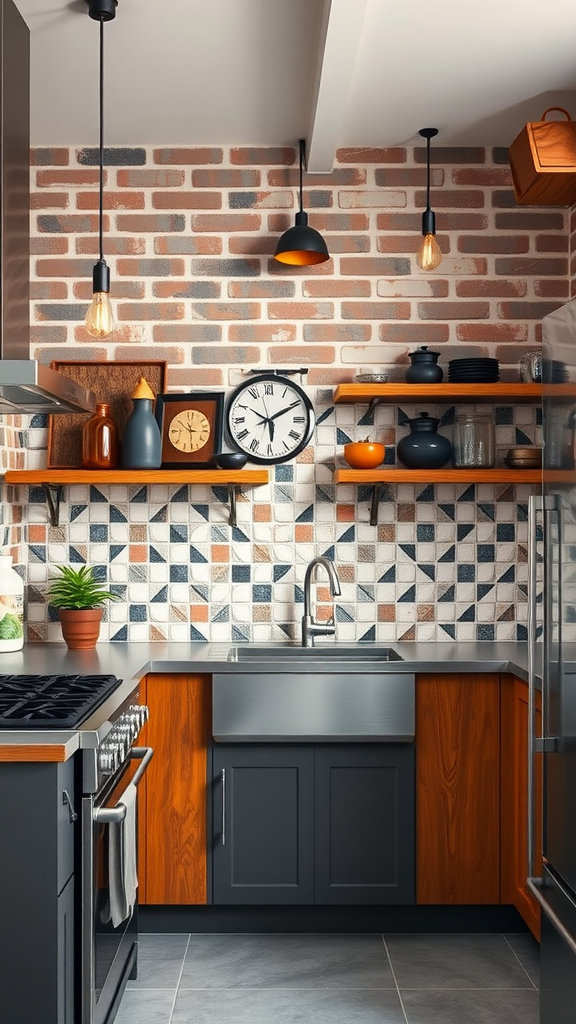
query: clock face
168 409 211 453
226 375 315 464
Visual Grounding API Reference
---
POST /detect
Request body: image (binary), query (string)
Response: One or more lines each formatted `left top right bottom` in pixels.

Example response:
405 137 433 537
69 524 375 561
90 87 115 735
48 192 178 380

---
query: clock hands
269 399 301 422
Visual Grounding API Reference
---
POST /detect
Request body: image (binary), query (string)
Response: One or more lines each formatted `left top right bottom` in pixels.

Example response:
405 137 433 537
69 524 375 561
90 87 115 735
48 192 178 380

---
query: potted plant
46 564 119 650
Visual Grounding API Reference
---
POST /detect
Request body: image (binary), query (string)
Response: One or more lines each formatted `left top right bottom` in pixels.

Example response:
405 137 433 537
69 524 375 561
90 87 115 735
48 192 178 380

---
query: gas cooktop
0 674 122 728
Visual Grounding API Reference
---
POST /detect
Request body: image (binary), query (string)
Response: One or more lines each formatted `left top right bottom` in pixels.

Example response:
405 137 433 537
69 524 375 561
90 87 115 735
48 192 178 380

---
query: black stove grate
0 674 122 728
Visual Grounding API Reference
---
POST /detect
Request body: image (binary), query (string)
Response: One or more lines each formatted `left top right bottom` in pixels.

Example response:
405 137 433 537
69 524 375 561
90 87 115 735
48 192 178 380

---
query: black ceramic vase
405 345 443 383
396 412 452 469
122 398 162 469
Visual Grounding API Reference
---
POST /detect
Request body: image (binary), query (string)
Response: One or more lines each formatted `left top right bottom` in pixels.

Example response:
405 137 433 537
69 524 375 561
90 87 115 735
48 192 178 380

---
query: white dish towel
108 782 138 928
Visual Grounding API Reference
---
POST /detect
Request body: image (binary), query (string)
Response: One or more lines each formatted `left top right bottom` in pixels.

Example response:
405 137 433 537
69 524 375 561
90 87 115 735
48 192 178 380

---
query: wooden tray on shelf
47 361 167 468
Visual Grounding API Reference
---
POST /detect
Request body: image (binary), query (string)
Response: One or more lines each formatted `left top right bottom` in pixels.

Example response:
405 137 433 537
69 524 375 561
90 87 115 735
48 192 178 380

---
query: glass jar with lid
452 412 495 468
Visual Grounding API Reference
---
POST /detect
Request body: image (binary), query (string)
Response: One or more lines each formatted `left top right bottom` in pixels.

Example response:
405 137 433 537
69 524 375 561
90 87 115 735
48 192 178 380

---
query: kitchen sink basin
227 645 403 662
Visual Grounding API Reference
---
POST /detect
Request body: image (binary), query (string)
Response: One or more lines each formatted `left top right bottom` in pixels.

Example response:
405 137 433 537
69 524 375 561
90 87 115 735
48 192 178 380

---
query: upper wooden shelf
333 383 543 405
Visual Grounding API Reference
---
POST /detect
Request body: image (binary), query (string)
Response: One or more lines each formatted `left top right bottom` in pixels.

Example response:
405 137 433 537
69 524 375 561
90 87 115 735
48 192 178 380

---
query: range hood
0 1 95 417
0 361 96 415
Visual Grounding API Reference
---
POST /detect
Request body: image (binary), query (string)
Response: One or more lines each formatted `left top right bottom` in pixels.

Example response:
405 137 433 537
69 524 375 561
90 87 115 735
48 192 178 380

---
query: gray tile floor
115 931 540 1024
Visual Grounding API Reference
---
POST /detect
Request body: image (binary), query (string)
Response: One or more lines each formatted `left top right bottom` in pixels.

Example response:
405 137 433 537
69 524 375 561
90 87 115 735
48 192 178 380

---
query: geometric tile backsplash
11 393 540 643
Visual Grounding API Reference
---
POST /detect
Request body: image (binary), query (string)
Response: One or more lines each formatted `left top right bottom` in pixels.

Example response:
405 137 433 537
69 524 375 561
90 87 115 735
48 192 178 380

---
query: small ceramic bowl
215 452 248 470
355 373 390 383
344 442 385 469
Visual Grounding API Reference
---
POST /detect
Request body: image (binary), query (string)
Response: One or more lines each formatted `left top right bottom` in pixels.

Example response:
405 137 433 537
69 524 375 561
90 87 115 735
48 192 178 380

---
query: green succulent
46 565 119 610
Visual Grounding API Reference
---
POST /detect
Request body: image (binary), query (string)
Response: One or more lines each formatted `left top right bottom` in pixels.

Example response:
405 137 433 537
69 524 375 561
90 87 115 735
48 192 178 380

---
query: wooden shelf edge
334 468 543 484
333 383 543 405
4 469 269 486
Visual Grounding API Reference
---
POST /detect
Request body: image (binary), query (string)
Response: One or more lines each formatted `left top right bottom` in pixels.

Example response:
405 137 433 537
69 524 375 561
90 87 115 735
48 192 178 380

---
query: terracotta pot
344 442 385 469
58 607 104 650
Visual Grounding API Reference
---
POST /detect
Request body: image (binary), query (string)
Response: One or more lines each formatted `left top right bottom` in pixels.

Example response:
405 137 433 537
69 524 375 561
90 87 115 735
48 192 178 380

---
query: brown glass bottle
81 402 119 469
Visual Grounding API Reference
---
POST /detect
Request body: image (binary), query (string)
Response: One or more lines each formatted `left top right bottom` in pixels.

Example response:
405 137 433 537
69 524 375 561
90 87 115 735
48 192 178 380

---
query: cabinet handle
221 768 226 847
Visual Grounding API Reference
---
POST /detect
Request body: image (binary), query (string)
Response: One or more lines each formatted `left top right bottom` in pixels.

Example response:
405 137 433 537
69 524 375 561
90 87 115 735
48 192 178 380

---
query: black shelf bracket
227 485 239 527
367 397 382 418
369 482 390 526
41 483 64 527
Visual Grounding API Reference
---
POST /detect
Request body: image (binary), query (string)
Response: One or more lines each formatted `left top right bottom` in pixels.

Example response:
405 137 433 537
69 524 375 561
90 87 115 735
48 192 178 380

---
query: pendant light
416 127 443 272
84 0 117 338
273 139 330 266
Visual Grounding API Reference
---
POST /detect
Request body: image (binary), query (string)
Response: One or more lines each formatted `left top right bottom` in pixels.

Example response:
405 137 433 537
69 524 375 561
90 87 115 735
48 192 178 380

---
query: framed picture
155 392 225 467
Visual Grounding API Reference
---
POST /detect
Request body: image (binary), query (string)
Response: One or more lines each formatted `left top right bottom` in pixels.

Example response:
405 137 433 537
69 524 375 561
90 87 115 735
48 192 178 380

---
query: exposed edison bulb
85 291 115 339
417 233 442 272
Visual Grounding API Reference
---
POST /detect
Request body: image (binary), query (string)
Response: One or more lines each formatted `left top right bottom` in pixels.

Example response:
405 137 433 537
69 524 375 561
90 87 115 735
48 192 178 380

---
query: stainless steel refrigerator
529 296 576 1023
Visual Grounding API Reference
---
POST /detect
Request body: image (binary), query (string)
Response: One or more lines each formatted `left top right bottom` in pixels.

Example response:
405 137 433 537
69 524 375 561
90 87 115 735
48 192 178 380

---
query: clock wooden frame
155 392 225 467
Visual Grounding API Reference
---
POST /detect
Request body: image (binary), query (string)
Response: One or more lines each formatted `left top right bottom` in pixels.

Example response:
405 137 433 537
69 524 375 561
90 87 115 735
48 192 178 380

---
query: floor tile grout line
502 933 539 991
168 932 191 1024
381 934 410 1024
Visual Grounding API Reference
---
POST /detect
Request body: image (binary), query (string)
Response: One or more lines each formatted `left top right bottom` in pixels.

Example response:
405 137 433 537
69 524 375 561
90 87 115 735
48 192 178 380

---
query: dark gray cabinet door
314 745 415 904
212 745 314 904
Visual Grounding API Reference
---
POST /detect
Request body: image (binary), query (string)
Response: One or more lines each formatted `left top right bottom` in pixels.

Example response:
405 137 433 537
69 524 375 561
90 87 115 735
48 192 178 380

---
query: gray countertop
0 641 533 755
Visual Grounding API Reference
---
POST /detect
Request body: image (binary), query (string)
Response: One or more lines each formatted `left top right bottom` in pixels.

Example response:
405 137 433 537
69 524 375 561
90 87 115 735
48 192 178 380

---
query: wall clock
226 373 315 465
155 392 224 467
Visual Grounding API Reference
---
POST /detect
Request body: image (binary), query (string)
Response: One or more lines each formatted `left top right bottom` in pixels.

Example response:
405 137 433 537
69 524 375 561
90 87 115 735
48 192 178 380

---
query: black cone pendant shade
274 140 330 266
84 0 117 338
416 127 442 271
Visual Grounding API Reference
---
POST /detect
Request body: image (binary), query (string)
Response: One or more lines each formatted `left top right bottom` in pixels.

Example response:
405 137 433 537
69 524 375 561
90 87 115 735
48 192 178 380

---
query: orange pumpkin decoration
344 441 385 469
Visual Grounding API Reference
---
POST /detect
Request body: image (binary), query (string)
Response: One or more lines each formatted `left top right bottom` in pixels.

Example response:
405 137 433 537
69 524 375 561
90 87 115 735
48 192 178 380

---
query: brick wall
18 143 567 643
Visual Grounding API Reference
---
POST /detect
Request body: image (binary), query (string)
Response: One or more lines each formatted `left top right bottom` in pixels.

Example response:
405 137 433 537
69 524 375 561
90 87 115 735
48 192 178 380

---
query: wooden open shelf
4 468 269 527
334 468 542 485
334 383 543 405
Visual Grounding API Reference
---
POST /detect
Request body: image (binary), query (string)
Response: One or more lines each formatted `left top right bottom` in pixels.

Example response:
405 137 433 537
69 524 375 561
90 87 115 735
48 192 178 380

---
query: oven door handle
94 746 154 824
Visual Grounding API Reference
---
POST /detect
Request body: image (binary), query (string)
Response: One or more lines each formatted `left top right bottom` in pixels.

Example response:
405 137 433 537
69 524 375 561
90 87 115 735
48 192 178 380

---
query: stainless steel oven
81 706 152 1024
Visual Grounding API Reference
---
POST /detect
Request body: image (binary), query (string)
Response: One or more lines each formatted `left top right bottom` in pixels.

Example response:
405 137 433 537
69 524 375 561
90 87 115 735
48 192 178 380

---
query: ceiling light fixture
416 127 442 272
273 139 330 266
84 0 117 339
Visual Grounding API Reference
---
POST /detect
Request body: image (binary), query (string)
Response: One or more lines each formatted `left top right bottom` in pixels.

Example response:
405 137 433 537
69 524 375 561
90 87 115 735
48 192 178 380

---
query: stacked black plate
542 359 569 383
448 358 499 382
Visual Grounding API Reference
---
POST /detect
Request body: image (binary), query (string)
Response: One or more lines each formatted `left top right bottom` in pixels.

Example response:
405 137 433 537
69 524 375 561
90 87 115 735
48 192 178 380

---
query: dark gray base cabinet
212 744 414 906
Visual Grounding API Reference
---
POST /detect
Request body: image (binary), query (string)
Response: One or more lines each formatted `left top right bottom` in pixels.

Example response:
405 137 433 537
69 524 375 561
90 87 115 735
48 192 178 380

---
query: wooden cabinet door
314 744 415 905
501 674 542 939
416 672 501 904
212 745 315 905
138 673 211 905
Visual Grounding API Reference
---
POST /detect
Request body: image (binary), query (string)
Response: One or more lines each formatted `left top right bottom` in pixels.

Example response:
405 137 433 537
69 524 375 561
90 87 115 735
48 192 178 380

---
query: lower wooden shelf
334 468 542 485
3 468 269 526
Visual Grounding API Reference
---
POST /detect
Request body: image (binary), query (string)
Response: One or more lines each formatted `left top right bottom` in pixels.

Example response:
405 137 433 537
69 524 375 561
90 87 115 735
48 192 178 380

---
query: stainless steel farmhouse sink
227 645 403 662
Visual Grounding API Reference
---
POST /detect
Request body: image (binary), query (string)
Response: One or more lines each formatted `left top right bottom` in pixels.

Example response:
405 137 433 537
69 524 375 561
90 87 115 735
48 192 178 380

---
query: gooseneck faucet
301 556 342 647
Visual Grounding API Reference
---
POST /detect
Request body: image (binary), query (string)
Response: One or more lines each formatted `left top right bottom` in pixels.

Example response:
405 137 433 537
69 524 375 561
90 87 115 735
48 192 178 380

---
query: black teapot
405 345 443 384
397 412 452 469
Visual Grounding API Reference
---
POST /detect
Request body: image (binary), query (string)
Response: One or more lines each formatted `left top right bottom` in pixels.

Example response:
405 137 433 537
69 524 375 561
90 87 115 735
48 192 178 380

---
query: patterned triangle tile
212 607 229 622
438 544 456 563
358 407 375 427
337 525 355 543
315 486 334 503
399 543 416 561
110 505 128 523
398 584 416 603
70 504 88 522
457 524 474 541
274 565 291 582
498 604 515 622
190 625 208 641
150 506 168 523
171 486 189 502
438 584 455 602
398 624 416 641
29 545 46 563
336 606 354 622
111 625 128 641
322 545 335 560
438 503 455 521
110 545 126 561
130 487 148 503
192 504 210 521
457 604 476 622
357 584 375 602
416 485 435 502
296 505 314 523
478 503 495 521
457 485 476 502
191 584 209 601
516 624 528 640
68 546 87 563
379 566 396 583
170 525 188 543
232 625 250 642
499 566 515 583
418 564 435 581
515 427 533 444
89 485 108 503
359 626 376 642
440 623 456 639
150 546 167 563
232 527 250 542
477 583 495 601
149 625 168 641
317 406 334 425
337 427 353 444
151 586 168 603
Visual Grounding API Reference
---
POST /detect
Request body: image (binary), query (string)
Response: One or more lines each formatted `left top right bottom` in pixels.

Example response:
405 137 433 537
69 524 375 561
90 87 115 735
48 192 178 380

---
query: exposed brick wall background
16 143 567 642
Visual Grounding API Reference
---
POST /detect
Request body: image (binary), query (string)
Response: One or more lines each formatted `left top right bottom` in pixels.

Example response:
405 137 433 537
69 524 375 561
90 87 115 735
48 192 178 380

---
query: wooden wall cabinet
138 673 211 905
500 674 542 939
416 672 501 904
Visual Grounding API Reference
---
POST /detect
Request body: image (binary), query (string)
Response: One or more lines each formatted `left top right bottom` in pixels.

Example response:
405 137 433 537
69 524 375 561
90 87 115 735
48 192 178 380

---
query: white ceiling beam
306 0 369 173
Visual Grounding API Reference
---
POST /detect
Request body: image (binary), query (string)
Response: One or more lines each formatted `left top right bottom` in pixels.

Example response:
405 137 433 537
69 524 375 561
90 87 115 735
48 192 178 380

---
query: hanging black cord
425 134 431 211
98 16 104 262
298 139 305 214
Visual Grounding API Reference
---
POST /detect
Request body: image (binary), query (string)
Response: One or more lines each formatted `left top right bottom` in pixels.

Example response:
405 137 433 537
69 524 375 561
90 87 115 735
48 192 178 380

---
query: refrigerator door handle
527 495 542 878
527 876 576 958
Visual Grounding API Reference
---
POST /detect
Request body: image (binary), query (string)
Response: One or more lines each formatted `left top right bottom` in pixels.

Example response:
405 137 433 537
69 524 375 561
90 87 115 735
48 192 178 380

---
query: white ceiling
14 0 576 171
